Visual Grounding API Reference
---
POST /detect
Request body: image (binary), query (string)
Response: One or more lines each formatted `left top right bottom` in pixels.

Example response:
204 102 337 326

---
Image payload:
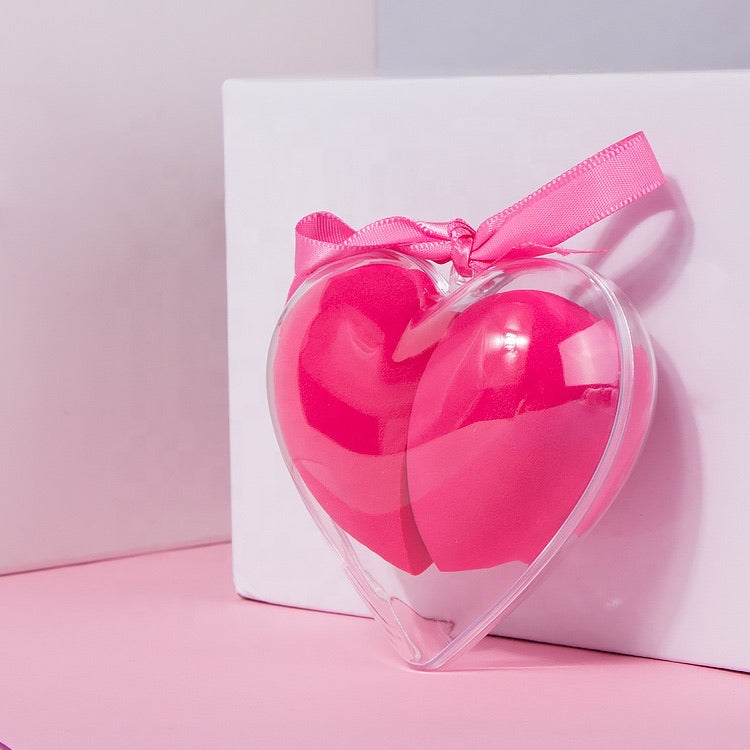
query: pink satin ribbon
293 132 665 290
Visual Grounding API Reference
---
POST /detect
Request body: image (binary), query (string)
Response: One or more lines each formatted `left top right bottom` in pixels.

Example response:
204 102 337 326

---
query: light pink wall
0 2 376 573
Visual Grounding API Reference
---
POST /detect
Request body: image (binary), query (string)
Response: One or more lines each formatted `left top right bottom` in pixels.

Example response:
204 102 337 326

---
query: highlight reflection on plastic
273 261 620 575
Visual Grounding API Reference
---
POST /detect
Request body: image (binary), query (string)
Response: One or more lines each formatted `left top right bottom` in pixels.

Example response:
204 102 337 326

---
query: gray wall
378 0 750 74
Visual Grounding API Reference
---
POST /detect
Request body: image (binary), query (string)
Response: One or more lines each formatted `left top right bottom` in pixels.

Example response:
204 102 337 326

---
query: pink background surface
1 543 748 749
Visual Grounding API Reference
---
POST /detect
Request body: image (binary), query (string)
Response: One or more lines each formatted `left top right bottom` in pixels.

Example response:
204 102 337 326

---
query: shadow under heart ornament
268 133 664 669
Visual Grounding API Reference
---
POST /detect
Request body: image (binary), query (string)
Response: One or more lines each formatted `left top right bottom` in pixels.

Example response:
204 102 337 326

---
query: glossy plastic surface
269 251 655 668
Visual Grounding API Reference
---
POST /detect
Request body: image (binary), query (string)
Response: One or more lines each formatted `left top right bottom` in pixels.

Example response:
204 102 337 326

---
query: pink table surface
0 544 748 750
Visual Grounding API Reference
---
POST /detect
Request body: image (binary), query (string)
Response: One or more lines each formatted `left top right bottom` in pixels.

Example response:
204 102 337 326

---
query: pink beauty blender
406 290 620 571
273 257 652 578
272 261 442 574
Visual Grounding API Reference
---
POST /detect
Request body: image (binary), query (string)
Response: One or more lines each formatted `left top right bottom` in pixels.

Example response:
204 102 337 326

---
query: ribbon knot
447 219 476 277
291 132 666 295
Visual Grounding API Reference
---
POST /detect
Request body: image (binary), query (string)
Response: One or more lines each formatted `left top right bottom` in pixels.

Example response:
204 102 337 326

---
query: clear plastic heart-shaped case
268 250 655 669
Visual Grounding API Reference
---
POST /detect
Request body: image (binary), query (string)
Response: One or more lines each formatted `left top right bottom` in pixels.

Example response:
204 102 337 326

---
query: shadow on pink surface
436 635 625 672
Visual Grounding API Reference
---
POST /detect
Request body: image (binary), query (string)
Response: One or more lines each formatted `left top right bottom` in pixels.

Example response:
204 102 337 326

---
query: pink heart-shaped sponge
273 259 624 574
273 262 441 574
407 290 618 571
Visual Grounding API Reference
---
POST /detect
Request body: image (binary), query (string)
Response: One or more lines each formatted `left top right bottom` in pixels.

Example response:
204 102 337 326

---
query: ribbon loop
292 132 665 291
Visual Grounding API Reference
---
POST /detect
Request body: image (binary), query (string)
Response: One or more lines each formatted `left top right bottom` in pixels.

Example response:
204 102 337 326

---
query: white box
225 72 750 672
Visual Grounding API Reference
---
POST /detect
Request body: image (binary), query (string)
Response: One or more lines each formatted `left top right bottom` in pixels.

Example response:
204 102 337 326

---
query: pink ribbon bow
292 132 665 293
